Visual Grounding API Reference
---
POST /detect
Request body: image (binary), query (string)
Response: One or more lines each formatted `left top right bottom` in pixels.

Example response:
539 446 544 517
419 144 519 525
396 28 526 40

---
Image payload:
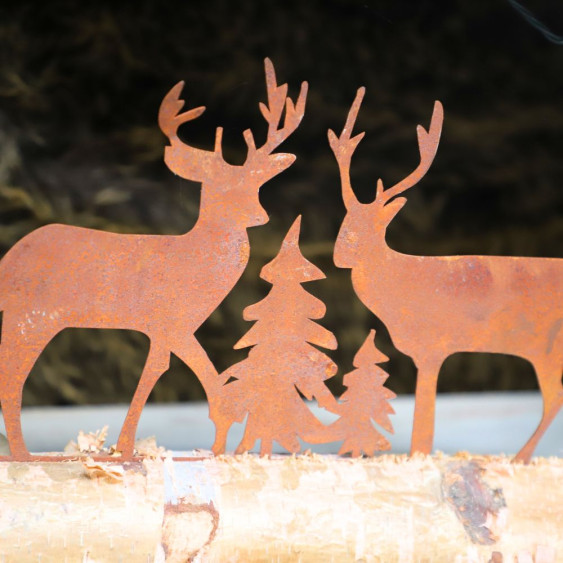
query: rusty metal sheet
0 61 560 463
210 217 396 456
210 216 340 456
0 58 308 461
329 87 563 463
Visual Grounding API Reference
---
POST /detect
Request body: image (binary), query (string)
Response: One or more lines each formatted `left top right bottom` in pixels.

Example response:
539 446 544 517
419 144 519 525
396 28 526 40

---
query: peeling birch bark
0 454 561 562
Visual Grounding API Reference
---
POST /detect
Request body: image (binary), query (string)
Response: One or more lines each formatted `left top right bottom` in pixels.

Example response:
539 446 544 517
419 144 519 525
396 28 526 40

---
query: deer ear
271 153 296 172
383 197 407 221
258 153 296 183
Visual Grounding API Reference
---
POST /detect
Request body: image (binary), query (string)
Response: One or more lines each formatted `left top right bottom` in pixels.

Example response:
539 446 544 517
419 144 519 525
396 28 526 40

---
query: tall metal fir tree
211 216 340 456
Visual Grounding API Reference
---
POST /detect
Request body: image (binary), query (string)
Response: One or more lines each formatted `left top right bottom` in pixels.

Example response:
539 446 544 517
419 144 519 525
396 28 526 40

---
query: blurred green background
0 1 561 406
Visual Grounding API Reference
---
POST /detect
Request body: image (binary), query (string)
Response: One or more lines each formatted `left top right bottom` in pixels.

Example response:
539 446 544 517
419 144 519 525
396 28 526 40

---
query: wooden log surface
0 453 561 562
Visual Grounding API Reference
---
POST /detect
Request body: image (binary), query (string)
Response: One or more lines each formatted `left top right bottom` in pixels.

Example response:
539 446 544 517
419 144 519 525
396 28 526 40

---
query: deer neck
189 208 252 247
365 230 399 264
353 231 404 287
351 231 417 338
198 185 266 229
182 191 258 270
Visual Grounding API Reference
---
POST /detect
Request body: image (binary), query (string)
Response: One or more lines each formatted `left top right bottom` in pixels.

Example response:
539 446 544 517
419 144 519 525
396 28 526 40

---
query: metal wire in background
508 0 563 44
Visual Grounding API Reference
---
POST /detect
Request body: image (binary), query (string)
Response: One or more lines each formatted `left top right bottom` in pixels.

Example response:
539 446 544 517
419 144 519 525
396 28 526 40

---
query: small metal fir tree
331 330 396 456
213 216 340 456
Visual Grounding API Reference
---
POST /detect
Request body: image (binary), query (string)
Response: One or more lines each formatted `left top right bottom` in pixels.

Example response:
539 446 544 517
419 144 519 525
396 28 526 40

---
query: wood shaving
82 457 124 483
64 426 108 454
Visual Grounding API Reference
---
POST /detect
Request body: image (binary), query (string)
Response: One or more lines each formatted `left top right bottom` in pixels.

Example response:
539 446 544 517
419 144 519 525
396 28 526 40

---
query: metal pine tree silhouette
330 329 396 456
212 216 340 456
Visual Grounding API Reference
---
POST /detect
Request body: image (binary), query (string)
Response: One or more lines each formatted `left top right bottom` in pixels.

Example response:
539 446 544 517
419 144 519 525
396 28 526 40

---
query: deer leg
514 360 563 464
211 424 229 456
173 335 226 452
410 358 442 456
0 392 29 460
211 407 235 455
259 437 273 457
117 342 170 459
172 335 221 396
277 433 301 454
235 417 257 454
0 326 54 460
209 380 246 455
0 351 27 460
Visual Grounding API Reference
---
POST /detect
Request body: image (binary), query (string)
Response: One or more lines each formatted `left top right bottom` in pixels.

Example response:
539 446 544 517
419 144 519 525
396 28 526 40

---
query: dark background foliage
0 1 561 406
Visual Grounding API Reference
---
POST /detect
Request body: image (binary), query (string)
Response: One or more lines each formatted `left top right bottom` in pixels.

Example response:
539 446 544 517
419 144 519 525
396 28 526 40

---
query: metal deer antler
329 88 563 463
0 59 307 461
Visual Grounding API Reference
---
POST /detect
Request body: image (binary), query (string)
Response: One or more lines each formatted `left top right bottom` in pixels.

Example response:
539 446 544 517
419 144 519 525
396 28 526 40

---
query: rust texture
330 329 396 457
210 216 341 456
329 88 563 463
442 461 506 545
0 58 308 460
0 61 560 463
209 217 395 456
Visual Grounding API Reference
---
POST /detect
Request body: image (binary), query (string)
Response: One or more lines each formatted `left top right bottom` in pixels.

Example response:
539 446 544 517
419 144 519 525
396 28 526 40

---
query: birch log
0 453 561 562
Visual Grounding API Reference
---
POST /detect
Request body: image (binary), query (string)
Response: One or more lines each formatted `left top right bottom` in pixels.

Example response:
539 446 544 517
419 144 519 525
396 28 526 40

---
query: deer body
0 221 249 335
352 250 562 357
330 89 562 462
0 59 307 459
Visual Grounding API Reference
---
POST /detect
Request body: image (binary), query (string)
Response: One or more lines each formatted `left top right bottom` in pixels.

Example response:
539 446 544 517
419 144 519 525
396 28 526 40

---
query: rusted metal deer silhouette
329 88 562 463
0 59 307 460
